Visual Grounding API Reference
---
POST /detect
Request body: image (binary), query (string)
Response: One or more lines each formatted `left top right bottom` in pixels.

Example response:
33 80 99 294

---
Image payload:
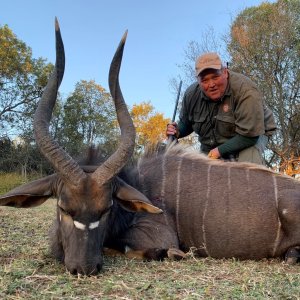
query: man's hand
208 148 221 159
166 122 179 138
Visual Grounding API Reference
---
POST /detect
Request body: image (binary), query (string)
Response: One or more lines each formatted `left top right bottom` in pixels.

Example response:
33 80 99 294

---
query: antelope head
0 18 161 275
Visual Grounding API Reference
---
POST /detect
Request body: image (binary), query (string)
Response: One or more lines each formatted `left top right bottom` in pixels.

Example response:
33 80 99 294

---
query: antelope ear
0 174 57 208
114 177 162 214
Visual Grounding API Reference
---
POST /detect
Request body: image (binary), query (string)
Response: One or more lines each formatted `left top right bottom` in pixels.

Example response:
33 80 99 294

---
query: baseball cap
195 52 222 76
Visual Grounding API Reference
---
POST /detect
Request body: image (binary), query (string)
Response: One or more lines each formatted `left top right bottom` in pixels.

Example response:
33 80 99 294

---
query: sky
0 0 274 119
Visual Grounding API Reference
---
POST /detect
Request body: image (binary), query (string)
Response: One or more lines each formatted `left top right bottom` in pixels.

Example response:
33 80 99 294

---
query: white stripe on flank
227 166 232 192
74 221 86 231
202 164 211 256
272 174 282 257
188 161 195 246
161 156 166 199
245 169 250 193
161 156 170 227
175 156 183 241
89 221 100 230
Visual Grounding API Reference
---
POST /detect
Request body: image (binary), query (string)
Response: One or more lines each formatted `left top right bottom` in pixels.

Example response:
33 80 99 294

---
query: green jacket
178 71 276 155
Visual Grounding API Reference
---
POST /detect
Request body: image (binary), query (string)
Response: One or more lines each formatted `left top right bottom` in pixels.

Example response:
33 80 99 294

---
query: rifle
167 80 182 144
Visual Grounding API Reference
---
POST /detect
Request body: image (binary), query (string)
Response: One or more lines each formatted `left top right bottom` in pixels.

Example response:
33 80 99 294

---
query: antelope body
121 146 300 261
1 20 300 275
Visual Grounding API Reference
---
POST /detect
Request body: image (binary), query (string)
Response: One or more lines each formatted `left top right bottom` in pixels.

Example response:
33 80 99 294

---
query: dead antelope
0 19 162 275
2 19 300 276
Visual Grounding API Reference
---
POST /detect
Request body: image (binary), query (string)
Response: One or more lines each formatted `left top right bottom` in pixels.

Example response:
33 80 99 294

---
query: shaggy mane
140 142 294 180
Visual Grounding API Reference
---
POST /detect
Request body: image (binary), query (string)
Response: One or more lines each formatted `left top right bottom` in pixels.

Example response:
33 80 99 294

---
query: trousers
238 135 268 165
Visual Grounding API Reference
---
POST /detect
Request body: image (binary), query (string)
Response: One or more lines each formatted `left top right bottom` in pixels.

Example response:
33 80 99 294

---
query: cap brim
197 64 222 76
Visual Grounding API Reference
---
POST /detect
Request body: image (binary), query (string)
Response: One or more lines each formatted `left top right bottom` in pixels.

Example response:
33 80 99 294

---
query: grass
1 174 300 299
0 173 39 195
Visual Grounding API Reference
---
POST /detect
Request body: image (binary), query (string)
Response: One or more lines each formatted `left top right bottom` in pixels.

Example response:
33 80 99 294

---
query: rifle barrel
172 80 182 123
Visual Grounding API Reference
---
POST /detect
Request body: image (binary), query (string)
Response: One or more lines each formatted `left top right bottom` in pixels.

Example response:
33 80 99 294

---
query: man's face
198 68 228 101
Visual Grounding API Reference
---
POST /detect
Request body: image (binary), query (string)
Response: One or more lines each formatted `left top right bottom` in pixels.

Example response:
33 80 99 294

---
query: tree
60 80 119 157
176 0 300 172
177 26 228 88
0 24 53 137
130 101 170 152
0 25 56 176
227 0 300 172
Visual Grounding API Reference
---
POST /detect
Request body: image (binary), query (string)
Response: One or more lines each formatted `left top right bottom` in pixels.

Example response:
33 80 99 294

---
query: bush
0 173 38 195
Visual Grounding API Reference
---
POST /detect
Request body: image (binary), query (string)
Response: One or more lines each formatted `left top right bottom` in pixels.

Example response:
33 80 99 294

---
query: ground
1 201 300 299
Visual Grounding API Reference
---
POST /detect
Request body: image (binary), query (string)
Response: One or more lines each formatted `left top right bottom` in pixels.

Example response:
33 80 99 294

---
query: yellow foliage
231 25 250 48
0 25 33 77
281 153 300 178
130 101 170 148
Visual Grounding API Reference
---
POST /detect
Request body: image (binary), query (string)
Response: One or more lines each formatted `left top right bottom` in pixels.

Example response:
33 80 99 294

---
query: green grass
0 173 40 195
0 173 26 194
1 175 300 299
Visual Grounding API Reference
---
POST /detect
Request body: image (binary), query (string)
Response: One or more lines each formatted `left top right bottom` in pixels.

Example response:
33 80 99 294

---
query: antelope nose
82 263 103 275
69 262 103 275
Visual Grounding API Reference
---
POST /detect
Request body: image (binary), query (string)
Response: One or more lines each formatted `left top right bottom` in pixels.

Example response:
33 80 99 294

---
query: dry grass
1 176 300 299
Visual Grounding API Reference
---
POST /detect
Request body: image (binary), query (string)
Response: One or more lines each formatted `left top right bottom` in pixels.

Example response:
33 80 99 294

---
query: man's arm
208 134 259 159
218 134 259 156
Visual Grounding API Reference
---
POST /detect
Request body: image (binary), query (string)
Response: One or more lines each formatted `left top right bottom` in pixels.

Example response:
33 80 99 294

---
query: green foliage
0 137 53 176
0 25 32 78
0 24 53 136
59 80 119 157
0 172 38 195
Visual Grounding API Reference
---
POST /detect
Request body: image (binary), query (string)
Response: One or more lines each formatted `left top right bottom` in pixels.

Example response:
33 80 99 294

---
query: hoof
167 248 186 260
285 246 300 265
